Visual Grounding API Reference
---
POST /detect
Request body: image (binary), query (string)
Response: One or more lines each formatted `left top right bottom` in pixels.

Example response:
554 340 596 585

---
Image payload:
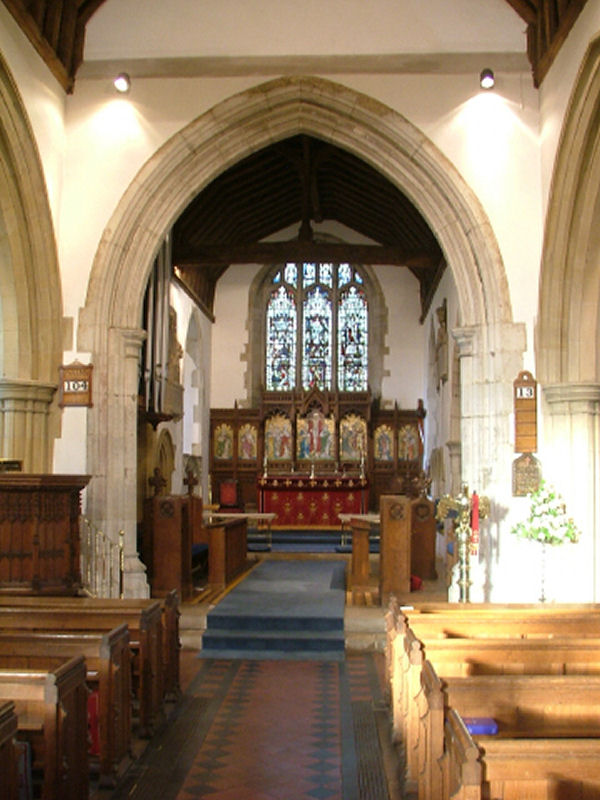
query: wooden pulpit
379 494 411 602
0 473 90 595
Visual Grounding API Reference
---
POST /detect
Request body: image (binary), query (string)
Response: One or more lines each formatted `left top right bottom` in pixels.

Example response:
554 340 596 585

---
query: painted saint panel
238 423 258 461
398 424 420 461
213 423 234 460
374 424 394 462
264 413 293 461
296 409 335 461
339 413 367 461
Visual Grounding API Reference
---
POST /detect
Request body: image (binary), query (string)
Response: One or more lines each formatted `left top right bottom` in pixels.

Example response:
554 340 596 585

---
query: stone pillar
542 383 600 601
86 327 149 598
452 320 527 601
0 379 56 472
446 440 461 495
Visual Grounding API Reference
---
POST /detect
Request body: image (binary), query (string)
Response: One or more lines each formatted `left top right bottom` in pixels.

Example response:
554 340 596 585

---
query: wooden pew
0 656 89 800
0 602 163 736
419 664 600 800
386 602 600 792
0 701 18 800
440 709 600 800
402 601 600 616
401 610 600 639
0 589 181 700
0 625 130 786
472 737 600 799
414 635 600 676
392 626 425 790
442 672 600 737
440 709 481 800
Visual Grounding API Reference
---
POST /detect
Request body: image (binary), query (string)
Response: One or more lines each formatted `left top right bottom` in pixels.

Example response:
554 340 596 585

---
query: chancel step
200 560 346 661
202 627 345 654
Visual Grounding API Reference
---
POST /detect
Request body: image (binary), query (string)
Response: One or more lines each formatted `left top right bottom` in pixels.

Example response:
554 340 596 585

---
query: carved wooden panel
0 474 89 595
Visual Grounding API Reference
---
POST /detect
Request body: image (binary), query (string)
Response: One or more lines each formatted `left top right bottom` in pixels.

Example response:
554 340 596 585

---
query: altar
258 474 368 528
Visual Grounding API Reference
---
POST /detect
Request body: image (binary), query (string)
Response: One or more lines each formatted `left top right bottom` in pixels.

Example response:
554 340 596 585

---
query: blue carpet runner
201 560 346 661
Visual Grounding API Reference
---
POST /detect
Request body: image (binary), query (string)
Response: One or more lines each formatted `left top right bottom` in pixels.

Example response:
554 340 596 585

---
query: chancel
1 0 600 798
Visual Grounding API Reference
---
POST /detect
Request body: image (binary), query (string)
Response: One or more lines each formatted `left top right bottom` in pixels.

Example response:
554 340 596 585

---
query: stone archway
79 75 522 596
0 53 63 471
537 36 600 600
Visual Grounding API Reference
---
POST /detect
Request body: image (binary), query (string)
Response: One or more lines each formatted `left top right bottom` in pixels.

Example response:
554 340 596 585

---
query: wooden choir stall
346 494 437 605
142 481 251 598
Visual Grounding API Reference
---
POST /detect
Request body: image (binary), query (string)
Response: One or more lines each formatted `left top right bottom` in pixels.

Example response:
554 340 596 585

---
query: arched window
265 262 368 392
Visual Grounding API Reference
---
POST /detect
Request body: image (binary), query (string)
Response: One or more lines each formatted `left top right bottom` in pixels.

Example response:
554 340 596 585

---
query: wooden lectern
379 495 411 602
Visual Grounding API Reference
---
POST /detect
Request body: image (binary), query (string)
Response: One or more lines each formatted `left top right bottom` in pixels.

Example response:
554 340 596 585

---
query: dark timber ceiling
171 134 445 318
1 1 589 316
2 1 588 92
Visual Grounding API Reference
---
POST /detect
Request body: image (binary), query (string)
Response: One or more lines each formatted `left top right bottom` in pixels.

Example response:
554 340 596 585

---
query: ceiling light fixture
479 68 495 90
113 72 131 93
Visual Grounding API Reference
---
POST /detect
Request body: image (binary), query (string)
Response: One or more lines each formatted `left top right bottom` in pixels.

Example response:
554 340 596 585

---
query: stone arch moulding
79 75 519 596
0 53 63 471
537 34 600 388
536 36 600 602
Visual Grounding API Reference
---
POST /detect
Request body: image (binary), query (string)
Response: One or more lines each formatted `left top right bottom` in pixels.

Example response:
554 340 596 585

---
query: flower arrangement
511 480 581 546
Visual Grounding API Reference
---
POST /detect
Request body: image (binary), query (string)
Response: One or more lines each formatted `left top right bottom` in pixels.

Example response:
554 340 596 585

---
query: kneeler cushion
462 716 499 735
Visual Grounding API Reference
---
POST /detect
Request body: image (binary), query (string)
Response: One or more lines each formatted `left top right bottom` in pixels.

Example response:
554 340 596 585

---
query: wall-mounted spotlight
479 68 495 90
113 72 131 93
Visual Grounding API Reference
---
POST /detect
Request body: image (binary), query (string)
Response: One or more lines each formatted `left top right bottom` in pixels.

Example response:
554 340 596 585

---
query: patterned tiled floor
108 653 389 800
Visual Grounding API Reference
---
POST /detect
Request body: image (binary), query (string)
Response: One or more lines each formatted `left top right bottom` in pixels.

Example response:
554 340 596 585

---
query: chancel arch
79 75 522 597
537 35 600 600
0 53 63 471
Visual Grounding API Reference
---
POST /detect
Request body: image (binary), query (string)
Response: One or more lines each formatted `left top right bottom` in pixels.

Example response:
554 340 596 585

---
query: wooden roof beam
173 241 440 269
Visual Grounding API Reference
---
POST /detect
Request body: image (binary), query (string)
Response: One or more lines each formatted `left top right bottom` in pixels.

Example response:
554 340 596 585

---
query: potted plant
511 480 581 601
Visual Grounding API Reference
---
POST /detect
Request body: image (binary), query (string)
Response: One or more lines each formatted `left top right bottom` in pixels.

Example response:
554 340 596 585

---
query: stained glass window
303 262 316 288
320 263 333 288
338 285 368 391
338 263 351 287
284 262 298 287
303 286 332 389
265 262 368 392
266 285 296 390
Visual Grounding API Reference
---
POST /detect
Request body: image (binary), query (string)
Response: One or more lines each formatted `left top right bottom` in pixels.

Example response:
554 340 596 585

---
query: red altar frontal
257 474 368 528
